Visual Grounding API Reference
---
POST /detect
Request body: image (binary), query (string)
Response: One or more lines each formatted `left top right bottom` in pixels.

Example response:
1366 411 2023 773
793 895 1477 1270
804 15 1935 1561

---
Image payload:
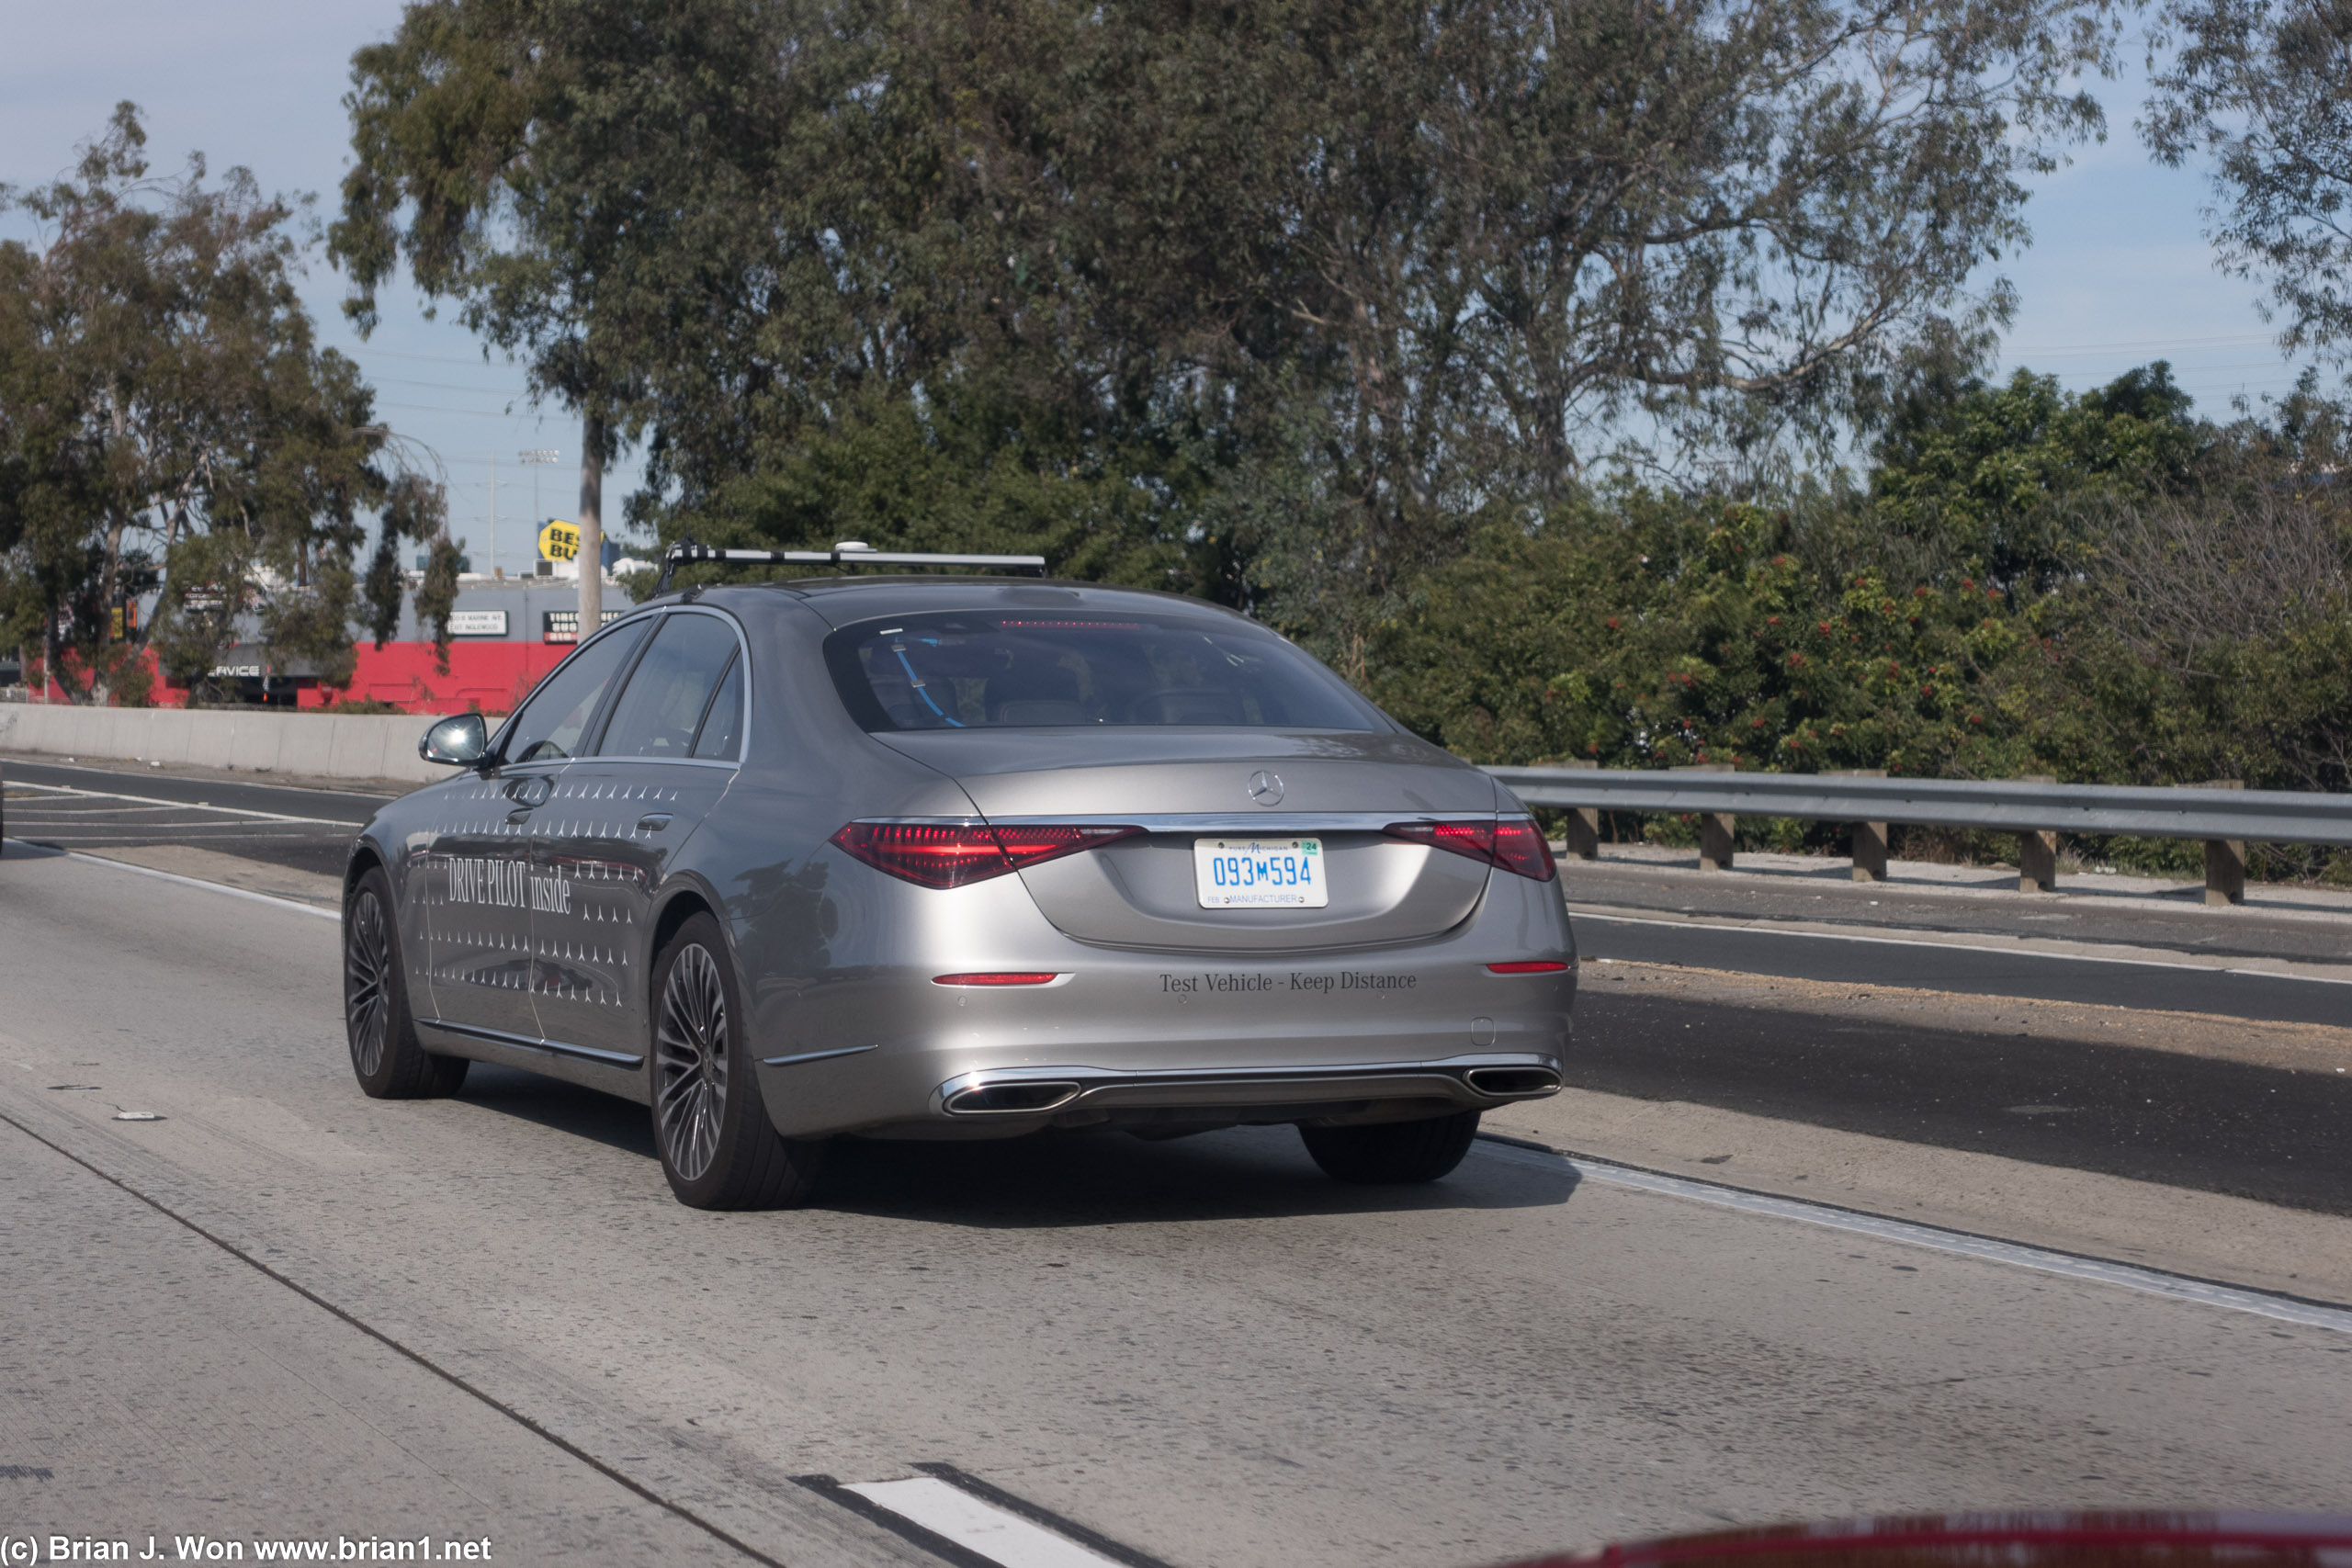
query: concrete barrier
0 702 453 784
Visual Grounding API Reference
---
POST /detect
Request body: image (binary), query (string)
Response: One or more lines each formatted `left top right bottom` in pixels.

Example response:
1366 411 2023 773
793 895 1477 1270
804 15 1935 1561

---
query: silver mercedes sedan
342 550 1576 1209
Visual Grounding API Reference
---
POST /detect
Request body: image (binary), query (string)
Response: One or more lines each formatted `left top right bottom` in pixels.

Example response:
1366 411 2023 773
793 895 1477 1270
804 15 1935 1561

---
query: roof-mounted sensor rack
653 537 1047 594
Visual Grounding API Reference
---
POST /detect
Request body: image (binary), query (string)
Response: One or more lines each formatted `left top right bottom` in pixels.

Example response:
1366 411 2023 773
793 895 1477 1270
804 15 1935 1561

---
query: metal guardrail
1485 762 2352 904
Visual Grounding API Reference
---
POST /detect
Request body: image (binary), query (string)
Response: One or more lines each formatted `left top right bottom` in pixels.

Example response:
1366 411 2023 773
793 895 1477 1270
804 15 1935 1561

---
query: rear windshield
823 612 1387 732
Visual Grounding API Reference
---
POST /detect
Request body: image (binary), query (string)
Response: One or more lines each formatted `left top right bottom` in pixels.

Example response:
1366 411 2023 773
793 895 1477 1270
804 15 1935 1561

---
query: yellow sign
537 519 581 561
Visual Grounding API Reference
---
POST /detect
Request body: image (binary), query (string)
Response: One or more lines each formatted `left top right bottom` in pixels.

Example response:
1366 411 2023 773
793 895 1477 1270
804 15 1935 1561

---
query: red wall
305 640 571 714
28 642 565 715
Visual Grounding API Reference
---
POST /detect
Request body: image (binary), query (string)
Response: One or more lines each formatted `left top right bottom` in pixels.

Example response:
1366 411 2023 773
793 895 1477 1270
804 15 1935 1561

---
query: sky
0 0 2327 571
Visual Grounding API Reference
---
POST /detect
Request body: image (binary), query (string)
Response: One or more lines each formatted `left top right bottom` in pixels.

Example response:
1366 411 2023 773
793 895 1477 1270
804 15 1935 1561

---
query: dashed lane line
1475 1134 2352 1333
797 1466 1174 1568
844 1481 1116 1568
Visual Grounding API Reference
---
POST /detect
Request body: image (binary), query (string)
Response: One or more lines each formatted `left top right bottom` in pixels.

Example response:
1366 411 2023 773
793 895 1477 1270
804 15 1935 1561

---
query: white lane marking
844 1478 1121 1568
28 846 342 920
2 779 363 828
5 769 394 804
1475 1136 2352 1334
12 828 339 841
1569 906 2352 986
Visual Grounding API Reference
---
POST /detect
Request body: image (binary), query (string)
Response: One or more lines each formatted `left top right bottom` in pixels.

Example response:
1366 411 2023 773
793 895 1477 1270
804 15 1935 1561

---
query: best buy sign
537 519 581 561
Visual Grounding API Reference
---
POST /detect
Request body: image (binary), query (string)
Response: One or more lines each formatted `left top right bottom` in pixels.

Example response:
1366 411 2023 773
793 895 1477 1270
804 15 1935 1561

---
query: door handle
506 807 535 825
636 813 673 834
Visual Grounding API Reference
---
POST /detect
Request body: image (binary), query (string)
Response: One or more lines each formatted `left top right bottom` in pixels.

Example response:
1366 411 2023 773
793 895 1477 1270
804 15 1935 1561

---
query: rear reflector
1487 960 1571 974
932 972 1062 987
831 820 1143 888
1385 818 1558 881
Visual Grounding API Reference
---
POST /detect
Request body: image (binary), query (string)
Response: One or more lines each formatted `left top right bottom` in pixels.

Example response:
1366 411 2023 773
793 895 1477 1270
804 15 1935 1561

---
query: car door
529 607 749 1066
418 616 653 1046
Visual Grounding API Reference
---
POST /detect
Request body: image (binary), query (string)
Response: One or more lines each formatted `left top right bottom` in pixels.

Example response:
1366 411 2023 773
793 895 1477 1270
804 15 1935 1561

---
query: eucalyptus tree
332 0 2124 667
2145 0 2352 360
0 105 398 703
811 0 2126 662
334 0 793 632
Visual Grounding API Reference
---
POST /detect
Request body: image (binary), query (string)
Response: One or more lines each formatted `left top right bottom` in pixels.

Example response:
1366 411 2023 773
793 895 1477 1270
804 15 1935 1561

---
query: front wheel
345 867 468 1099
650 912 826 1210
1299 1110 1480 1184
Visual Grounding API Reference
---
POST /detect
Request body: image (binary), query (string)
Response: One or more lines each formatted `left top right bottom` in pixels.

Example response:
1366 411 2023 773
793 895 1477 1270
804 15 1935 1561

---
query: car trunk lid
872 729 1502 952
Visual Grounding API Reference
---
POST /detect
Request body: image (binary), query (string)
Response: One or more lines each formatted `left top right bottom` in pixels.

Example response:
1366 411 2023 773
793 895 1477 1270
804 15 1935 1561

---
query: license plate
1194 838 1328 908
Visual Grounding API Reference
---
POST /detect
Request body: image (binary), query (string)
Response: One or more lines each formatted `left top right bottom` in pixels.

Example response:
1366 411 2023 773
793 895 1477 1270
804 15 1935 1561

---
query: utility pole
577 414 604 638
489 451 497 575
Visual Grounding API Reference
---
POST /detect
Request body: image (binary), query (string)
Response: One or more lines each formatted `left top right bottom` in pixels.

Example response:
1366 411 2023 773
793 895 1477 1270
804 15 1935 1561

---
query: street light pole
518 449 560 579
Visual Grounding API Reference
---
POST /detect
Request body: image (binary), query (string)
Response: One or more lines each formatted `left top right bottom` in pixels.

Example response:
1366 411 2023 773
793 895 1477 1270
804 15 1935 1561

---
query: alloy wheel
345 889 390 1078
655 943 729 1181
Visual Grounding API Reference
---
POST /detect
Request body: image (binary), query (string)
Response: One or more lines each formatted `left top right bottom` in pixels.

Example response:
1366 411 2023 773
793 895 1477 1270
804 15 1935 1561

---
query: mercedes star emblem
1247 770 1285 806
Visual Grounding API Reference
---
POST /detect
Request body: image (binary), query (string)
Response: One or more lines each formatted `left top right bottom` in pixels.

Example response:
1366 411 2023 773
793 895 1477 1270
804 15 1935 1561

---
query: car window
822 612 1387 731
690 653 744 760
501 620 652 765
598 613 744 759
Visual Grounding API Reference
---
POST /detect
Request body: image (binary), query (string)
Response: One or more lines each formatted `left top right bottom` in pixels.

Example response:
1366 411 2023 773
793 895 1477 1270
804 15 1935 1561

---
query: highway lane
0 846 2346 1566
2 756 392 878
0 756 398 820
1568 975 2352 1214
1573 910 2352 1027
1558 854 2352 967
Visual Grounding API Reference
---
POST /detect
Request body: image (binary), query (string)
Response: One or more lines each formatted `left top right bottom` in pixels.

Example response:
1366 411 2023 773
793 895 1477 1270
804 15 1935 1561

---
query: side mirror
420 712 491 767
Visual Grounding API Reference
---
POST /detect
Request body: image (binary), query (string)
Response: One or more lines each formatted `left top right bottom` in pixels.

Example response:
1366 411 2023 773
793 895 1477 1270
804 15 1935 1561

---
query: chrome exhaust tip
943 1080 1084 1115
1464 1066 1561 1097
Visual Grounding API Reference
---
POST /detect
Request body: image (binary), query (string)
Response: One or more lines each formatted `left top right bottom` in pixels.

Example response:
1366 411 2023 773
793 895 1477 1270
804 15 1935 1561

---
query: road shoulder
1585 958 2352 1075
1488 1086 2352 1306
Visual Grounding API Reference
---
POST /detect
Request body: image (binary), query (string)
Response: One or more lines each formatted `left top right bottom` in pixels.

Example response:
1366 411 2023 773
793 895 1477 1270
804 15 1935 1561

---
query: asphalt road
1560 855 2352 966
1 756 393 879
1568 980 2352 1214
0 848 2347 1564
1573 911 2352 1027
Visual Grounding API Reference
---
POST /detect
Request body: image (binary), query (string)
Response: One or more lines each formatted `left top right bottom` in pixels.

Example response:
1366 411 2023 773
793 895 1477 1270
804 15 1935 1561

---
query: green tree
0 105 399 704
1869 362 2203 592
334 0 801 635
2145 0 2352 360
1374 498 2032 779
334 0 2127 669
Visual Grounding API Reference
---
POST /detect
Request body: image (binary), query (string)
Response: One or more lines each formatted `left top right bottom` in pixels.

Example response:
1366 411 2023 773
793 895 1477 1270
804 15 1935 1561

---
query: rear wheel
345 867 469 1099
650 912 826 1209
1299 1110 1480 1184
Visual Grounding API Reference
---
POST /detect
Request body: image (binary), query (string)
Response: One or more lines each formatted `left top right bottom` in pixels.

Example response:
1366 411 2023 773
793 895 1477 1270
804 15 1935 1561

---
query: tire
650 912 826 1210
345 867 469 1099
1299 1110 1481 1184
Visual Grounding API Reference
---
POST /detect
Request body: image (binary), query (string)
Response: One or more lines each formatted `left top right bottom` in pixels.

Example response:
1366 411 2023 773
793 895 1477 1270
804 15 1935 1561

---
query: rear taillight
1491 818 1557 881
1385 817 1557 882
831 820 1143 888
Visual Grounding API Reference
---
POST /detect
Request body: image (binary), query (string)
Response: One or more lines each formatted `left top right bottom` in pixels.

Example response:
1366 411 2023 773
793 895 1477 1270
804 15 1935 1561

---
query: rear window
823 612 1387 732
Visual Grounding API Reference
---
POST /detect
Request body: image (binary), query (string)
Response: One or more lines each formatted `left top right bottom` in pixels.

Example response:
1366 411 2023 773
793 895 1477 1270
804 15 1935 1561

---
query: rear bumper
928 1052 1561 1126
740 846 1576 1139
752 971 1573 1137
